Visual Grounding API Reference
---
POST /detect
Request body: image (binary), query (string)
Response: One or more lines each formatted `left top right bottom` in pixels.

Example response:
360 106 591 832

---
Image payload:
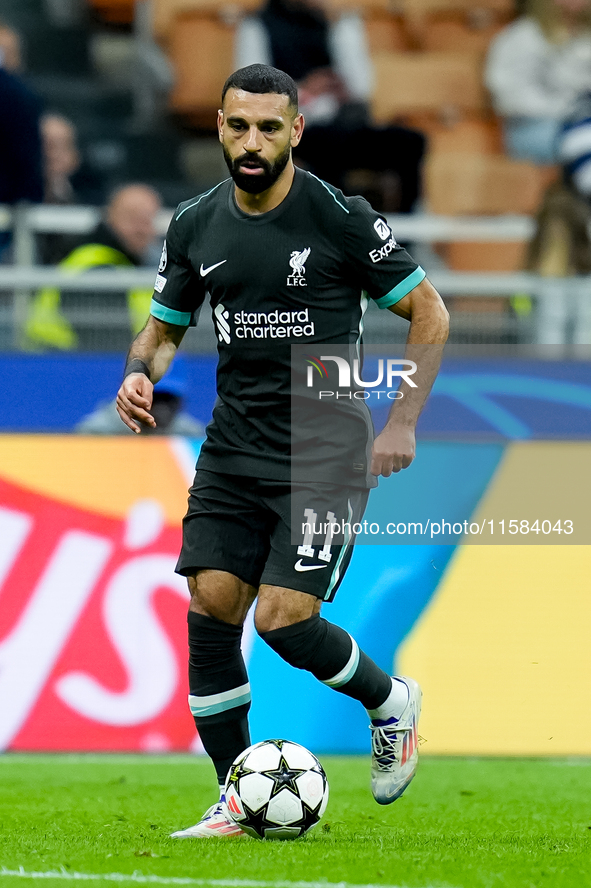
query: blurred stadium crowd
3 0 591 352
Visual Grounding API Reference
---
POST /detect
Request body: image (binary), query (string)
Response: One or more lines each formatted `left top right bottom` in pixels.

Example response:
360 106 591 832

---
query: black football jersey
151 168 425 486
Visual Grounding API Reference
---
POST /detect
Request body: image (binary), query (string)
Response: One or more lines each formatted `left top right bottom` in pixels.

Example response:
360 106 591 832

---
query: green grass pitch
0 755 590 888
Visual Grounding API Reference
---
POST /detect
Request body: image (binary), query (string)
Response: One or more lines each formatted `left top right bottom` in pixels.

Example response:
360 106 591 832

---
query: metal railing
1 204 587 350
0 203 535 260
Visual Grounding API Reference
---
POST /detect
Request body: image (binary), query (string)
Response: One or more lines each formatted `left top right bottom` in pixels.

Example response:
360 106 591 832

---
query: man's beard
223 141 292 194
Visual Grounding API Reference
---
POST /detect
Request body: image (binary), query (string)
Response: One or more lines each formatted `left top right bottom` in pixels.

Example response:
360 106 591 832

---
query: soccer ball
224 739 329 840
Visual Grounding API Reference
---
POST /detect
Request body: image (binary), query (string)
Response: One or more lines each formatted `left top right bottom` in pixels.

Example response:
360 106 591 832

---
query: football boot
370 676 422 805
170 796 245 838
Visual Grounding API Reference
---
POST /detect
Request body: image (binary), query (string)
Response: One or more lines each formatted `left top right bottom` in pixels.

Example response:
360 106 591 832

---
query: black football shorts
176 468 369 601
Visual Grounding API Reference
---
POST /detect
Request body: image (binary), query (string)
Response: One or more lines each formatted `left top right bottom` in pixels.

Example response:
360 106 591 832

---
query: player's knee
187 571 254 626
253 600 282 635
254 591 320 635
253 600 296 635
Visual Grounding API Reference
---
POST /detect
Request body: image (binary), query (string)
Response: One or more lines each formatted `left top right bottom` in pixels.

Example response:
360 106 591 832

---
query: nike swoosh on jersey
200 260 227 276
294 560 328 572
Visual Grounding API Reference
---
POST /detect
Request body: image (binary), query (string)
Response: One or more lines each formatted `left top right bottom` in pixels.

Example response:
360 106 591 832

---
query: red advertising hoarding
0 436 197 752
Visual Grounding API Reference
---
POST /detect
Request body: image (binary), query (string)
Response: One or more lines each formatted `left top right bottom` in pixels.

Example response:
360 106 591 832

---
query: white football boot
170 795 245 838
370 676 422 805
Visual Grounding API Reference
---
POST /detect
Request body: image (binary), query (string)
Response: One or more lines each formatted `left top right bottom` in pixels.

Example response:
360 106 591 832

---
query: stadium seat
398 0 514 50
425 153 556 215
364 12 411 53
153 0 262 42
397 0 513 13
445 241 528 272
323 0 391 10
417 11 509 53
89 0 135 25
168 13 236 127
153 0 394 42
371 52 487 123
405 118 504 155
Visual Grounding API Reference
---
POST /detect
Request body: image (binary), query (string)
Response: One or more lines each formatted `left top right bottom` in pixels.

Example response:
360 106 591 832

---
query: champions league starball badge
158 241 168 273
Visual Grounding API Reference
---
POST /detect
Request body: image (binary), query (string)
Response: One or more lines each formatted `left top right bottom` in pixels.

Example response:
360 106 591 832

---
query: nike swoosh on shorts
294 560 328 572
200 260 227 276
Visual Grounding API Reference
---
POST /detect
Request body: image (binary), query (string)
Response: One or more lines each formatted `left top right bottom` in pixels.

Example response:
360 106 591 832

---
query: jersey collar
228 166 305 224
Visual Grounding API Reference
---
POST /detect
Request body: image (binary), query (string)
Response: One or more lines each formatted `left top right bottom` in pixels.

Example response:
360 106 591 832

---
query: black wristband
124 358 151 380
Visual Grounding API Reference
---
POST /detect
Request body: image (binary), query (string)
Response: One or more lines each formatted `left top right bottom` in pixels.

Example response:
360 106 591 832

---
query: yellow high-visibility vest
25 243 152 349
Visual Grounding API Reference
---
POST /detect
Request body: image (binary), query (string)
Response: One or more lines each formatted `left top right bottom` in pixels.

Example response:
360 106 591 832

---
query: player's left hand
370 424 416 477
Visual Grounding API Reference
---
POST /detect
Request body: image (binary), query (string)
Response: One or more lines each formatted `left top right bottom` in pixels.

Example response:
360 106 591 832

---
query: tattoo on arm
124 317 187 383
385 280 449 428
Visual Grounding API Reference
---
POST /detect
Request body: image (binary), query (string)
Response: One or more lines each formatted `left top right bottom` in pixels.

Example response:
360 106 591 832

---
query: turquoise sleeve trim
150 298 192 326
374 266 426 309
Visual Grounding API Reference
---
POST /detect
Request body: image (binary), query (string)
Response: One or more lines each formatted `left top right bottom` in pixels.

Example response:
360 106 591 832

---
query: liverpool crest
287 247 311 286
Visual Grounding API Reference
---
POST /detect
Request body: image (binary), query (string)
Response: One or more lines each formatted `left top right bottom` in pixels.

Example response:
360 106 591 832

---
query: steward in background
25 184 161 352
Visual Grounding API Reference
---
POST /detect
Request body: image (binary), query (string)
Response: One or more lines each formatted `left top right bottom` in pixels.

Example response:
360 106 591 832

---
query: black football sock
259 614 392 709
188 611 251 786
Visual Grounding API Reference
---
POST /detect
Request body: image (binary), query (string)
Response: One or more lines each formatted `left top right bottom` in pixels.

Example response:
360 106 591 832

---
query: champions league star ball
224 739 329 839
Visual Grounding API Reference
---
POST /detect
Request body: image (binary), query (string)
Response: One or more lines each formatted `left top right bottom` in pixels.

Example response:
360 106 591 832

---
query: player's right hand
116 372 156 434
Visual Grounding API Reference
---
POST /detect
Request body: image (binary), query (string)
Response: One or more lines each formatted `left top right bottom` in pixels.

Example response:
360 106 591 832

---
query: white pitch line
0 869 429 888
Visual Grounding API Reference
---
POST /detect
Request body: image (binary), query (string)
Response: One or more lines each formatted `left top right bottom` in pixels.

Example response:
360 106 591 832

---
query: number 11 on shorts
298 508 336 563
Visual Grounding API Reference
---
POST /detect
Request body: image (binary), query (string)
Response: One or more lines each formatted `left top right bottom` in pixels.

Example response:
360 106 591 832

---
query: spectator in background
0 21 43 257
39 113 107 263
486 0 591 164
39 113 82 265
42 114 81 206
41 113 106 208
25 184 162 352
76 358 205 436
558 89 591 192
526 177 591 343
520 93 591 344
235 0 425 212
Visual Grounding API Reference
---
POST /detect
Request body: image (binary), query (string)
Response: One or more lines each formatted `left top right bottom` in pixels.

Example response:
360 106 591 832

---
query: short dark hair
222 64 298 114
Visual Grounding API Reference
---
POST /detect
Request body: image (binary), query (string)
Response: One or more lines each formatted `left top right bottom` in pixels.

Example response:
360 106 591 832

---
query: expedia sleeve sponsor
149 207 205 327
369 236 397 264
343 197 426 309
